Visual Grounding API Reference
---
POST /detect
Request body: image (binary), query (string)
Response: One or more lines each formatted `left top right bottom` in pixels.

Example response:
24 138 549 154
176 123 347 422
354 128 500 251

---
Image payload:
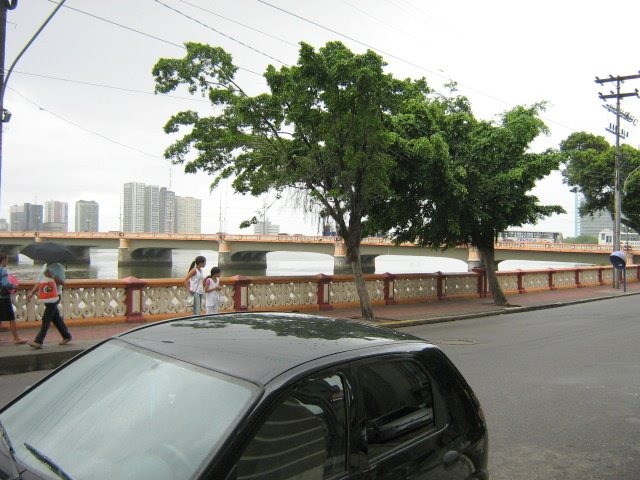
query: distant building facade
175 196 201 233
0 219 8 231
10 203 43 231
254 220 280 235
574 193 613 237
43 201 69 232
159 187 176 233
144 185 160 233
122 182 201 233
75 200 99 232
122 182 146 232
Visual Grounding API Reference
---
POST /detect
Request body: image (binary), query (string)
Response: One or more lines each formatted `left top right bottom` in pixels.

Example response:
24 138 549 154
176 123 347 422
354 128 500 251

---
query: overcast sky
3 0 640 236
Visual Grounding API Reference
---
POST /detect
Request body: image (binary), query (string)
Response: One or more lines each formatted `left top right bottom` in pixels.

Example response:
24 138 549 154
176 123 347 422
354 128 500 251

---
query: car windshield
0 339 259 480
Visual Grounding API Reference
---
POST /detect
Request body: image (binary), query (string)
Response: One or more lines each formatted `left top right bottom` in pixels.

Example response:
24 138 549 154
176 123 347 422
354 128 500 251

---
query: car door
226 368 364 480
355 355 474 480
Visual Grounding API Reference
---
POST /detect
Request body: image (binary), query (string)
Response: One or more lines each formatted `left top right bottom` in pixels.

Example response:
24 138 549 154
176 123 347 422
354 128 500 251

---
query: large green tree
152 41 429 320
369 97 564 305
560 131 640 235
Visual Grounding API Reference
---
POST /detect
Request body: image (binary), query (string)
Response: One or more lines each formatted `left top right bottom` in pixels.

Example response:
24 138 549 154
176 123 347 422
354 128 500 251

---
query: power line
174 0 298 47
153 0 289 66
8 69 210 102
45 0 264 77
47 0 184 49
254 0 584 137
338 0 420 42
8 86 164 160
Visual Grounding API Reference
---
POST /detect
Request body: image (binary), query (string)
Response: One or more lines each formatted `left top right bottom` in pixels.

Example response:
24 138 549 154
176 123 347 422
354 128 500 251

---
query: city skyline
122 181 202 233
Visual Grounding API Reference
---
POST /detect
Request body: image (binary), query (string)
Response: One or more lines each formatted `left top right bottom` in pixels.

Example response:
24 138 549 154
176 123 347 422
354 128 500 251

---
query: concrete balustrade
7 265 639 327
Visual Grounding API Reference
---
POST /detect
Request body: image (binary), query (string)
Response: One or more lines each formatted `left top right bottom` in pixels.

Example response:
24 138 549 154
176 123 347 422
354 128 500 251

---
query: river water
6 249 583 281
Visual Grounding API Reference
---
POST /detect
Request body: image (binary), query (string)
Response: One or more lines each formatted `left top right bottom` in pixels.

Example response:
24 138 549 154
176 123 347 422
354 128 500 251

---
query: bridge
0 231 633 274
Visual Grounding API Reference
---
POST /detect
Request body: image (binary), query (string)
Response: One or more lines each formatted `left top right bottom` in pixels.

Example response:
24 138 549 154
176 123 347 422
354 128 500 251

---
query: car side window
359 359 435 457
236 374 347 480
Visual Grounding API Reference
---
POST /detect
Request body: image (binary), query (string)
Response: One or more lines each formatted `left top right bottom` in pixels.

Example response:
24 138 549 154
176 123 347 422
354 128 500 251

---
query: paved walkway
1 282 638 374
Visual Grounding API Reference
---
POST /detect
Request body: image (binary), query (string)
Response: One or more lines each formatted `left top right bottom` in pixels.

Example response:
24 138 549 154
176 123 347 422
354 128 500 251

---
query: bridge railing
8 264 639 326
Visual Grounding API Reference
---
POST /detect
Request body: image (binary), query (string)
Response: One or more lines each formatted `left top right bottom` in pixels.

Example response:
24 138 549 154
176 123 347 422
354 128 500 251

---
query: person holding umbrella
26 262 72 349
0 254 26 344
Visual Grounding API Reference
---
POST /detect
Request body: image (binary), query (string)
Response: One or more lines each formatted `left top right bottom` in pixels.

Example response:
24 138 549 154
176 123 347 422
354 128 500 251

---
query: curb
377 291 640 329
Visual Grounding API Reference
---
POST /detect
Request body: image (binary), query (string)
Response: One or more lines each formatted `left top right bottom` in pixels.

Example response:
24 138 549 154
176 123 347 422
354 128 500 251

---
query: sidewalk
1 282 639 375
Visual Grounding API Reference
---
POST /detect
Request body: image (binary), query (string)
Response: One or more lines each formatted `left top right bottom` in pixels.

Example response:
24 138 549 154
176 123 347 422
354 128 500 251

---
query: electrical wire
174 0 298 47
8 86 165 160
153 0 289 66
45 0 264 77
9 69 210 103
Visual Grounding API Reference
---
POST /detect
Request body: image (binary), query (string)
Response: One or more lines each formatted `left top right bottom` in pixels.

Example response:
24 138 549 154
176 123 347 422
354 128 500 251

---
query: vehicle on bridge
498 230 563 243
598 228 640 248
0 313 488 480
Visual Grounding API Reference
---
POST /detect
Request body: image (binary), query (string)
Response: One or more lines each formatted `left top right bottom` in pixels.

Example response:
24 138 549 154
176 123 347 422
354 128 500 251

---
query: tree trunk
478 245 509 306
347 242 375 320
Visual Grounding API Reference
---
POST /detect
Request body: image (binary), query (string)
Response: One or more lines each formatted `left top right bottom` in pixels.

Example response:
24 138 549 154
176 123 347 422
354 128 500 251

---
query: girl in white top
184 255 206 315
204 267 222 314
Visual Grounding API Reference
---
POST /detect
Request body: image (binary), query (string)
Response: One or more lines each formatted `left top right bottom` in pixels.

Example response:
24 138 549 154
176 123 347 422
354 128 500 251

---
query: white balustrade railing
7 264 639 325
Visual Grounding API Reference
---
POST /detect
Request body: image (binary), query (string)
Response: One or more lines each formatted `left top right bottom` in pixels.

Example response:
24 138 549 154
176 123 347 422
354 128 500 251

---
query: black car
0 313 488 479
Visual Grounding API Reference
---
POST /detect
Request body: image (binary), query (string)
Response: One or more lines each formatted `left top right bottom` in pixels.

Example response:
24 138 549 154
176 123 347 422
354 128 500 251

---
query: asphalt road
400 295 640 480
1 296 639 479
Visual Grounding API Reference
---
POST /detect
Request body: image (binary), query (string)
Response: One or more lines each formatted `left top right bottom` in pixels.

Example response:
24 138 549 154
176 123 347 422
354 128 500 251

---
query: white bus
497 231 563 243
598 229 640 247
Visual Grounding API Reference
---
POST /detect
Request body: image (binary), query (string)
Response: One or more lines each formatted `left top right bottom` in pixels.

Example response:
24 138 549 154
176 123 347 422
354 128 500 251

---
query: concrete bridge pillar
118 238 172 266
467 246 482 271
333 242 350 274
333 243 376 274
217 242 268 273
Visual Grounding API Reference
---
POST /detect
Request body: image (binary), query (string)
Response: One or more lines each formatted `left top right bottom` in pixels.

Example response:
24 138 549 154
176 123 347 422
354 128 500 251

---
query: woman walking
184 255 206 315
204 267 222 314
0 254 26 344
27 262 72 349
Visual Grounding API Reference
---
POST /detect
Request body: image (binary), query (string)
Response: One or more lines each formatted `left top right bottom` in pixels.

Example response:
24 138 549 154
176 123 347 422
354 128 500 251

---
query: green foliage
153 41 429 318
560 132 640 234
371 101 565 250
368 99 564 305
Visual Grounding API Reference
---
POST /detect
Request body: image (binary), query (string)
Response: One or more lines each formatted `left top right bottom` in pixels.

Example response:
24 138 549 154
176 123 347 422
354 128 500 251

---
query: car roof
115 312 429 385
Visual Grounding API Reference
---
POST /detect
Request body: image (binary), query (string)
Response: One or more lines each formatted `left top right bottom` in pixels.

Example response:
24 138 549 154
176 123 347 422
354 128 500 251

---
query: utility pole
0 0 65 212
595 72 640 288
0 1 18 209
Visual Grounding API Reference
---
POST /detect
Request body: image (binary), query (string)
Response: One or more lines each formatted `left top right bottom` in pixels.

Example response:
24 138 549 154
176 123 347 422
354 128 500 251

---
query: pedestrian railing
9 265 639 325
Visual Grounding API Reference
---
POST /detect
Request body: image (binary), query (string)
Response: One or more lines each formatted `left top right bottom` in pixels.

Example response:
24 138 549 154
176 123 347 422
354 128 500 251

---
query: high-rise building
254 220 280 235
575 193 613 237
122 182 146 232
175 196 201 233
75 200 99 232
159 187 176 233
43 201 69 232
122 182 200 233
144 185 160 233
10 203 43 231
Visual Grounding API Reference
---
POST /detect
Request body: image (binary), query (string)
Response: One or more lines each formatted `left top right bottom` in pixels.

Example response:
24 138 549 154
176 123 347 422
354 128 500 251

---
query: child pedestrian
184 255 206 315
0 254 26 344
204 267 222 314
